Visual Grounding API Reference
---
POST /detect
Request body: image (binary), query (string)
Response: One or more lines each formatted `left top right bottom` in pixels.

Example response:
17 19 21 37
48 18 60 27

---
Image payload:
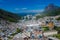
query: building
47 22 54 30
31 29 43 39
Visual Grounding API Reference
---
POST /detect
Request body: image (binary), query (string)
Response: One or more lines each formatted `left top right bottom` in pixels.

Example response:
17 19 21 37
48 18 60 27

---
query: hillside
0 9 21 22
36 4 60 19
42 4 60 16
43 4 60 16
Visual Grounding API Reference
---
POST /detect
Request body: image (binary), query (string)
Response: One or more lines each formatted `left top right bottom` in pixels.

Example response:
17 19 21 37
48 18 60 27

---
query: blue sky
0 0 60 13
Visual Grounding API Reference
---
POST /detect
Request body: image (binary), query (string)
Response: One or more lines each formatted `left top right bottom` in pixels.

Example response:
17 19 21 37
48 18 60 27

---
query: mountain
42 4 60 16
0 9 21 22
36 4 60 19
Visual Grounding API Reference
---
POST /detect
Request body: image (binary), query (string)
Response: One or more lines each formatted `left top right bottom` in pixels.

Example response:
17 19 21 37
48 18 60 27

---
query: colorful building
47 22 54 30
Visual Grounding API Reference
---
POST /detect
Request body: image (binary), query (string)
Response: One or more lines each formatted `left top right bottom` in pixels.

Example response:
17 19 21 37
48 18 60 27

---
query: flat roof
26 24 40 27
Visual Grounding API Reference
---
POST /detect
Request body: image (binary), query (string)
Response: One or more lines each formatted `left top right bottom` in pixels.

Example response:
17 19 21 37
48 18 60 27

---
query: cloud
21 9 44 13
15 8 20 10
22 8 27 10
29 9 44 12
15 8 27 11
14 8 44 13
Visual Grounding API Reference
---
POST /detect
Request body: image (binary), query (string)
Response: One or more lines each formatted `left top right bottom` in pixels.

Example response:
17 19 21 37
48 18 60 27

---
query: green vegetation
0 30 2 32
25 16 28 20
11 33 17 36
54 26 60 31
36 4 60 19
11 32 17 36
11 28 23 36
53 34 60 39
49 26 60 39
54 26 60 34
7 36 14 40
7 36 13 39
42 4 60 16
43 10 60 16
56 17 60 20
0 9 21 22
16 28 23 33
36 15 43 20
42 27 49 31
9 28 23 39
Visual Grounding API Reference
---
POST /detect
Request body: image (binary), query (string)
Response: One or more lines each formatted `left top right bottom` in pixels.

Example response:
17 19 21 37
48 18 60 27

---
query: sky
0 0 60 13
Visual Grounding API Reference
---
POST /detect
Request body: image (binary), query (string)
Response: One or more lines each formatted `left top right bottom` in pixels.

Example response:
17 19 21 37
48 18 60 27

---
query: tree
54 26 60 34
16 28 23 33
36 15 43 20
56 17 60 20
